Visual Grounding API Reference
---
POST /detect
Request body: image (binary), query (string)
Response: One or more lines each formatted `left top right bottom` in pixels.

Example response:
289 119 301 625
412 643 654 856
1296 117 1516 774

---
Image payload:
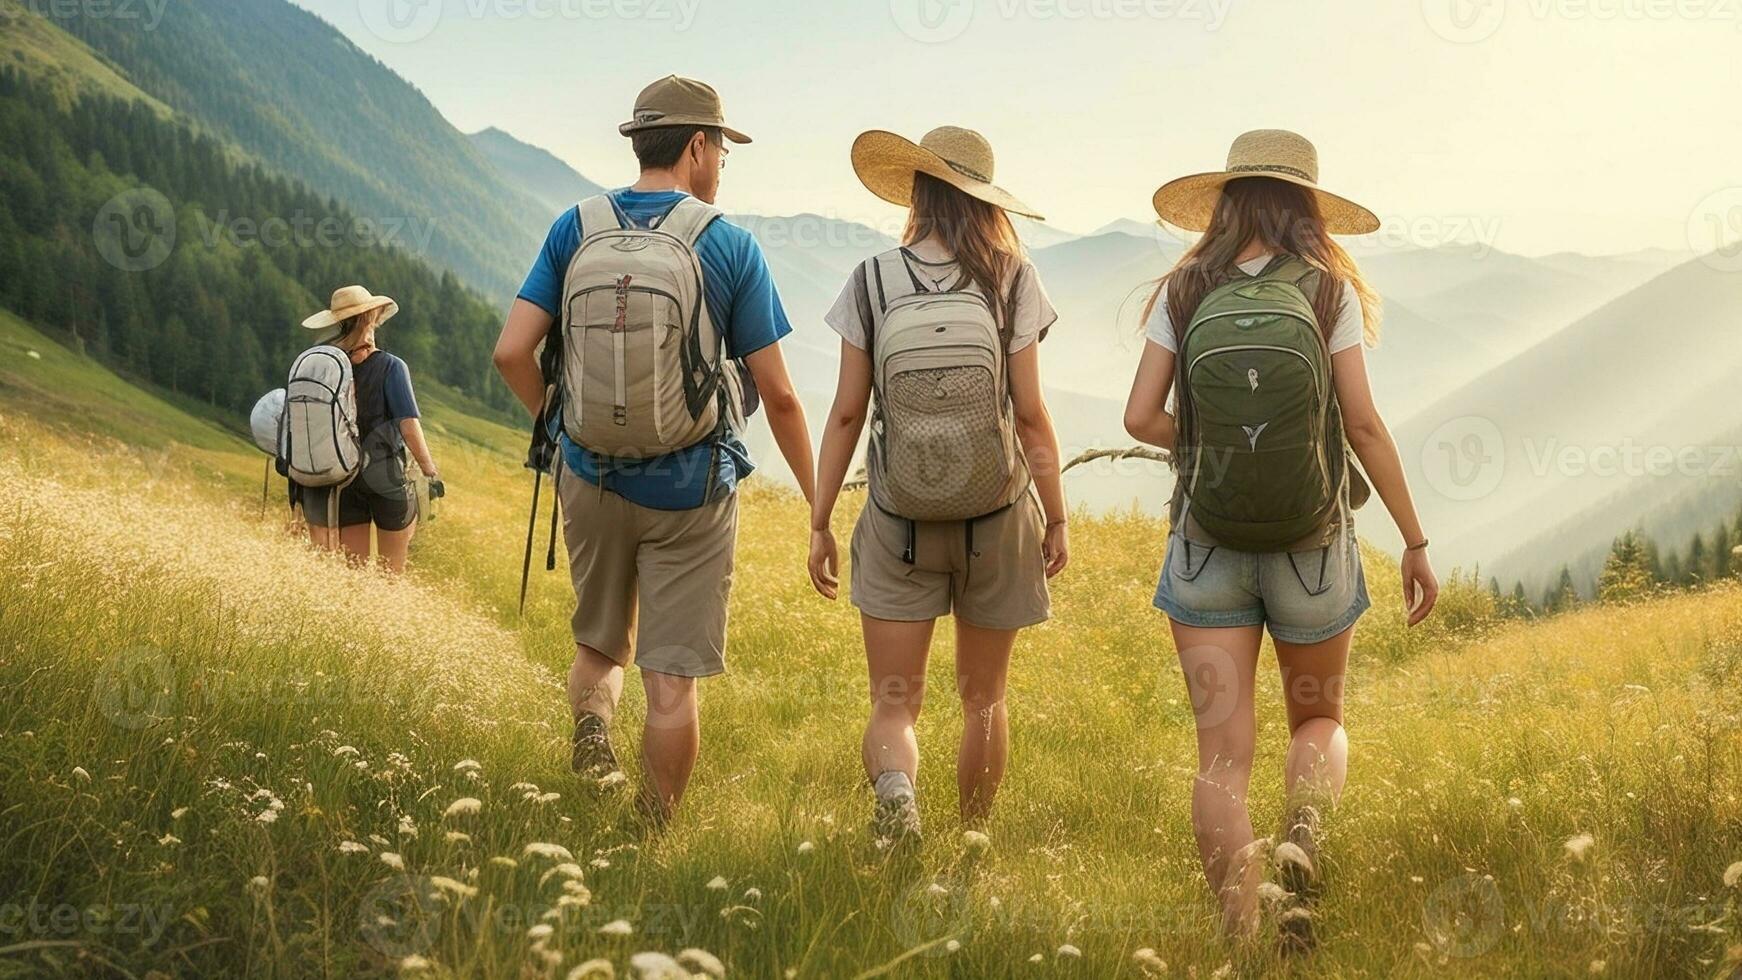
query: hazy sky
294 0 1738 256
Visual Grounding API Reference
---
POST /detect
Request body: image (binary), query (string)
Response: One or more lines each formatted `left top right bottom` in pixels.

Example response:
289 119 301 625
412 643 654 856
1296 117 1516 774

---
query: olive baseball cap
618 75 751 144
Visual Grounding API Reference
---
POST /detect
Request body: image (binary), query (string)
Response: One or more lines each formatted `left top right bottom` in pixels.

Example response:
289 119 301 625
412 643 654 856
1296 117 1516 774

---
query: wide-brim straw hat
852 126 1044 221
301 285 399 331
1152 129 1379 235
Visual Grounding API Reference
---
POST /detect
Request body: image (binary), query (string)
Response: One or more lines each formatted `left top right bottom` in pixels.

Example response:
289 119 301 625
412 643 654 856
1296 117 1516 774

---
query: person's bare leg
1274 627 1352 806
1174 621 1264 938
1272 625 1353 951
639 669 698 821
954 620 1015 826
568 644 626 779
861 615 934 783
338 523 372 568
308 522 338 552
375 520 417 574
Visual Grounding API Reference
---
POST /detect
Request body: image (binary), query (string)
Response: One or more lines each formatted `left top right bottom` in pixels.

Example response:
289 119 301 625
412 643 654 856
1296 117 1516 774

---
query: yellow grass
0 318 1739 978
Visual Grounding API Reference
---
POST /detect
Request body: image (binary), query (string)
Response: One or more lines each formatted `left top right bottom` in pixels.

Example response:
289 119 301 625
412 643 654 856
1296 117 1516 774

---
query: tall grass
1 320 1740 976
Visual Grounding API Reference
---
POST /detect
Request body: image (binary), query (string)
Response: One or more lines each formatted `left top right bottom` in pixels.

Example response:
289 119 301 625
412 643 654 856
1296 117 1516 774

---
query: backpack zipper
612 274 632 427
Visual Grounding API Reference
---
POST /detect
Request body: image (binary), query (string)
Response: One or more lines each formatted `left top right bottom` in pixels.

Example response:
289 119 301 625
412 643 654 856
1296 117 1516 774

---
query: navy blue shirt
517 189 791 510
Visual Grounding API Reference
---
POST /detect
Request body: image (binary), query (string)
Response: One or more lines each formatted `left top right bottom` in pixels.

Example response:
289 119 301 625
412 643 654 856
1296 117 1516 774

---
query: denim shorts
1152 522 1370 644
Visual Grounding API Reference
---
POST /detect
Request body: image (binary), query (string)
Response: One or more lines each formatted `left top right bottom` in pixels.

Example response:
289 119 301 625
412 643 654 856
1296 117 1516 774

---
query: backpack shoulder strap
866 249 925 359
577 195 621 239
653 196 723 247
1259 253 1318 289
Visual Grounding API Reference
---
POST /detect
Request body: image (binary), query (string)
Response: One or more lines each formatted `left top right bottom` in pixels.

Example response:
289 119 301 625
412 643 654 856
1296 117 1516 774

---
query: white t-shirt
1143 253 1365 354
825 243 1058 353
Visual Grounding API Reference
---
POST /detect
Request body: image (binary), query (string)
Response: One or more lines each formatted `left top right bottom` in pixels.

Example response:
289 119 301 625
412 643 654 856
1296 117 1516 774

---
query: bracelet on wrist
1405 538 1429 552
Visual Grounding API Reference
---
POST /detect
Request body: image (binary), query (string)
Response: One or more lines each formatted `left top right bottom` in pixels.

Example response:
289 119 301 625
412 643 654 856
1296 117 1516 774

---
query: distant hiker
491 75 815 824
1122 130 1439 949
808 127 1069 846
291 285 439 574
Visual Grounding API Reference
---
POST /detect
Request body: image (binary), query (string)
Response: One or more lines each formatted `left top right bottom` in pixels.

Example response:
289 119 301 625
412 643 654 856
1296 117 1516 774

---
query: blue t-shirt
517 189 791 510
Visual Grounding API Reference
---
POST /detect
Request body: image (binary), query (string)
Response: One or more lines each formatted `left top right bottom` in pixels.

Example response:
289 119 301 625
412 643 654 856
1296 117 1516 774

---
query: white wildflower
598 919 633 936
527 923 554 941
1564 833 1595 862
627 951 685 979
566 959 615 979
676 948 726 978
540 863 586 888
523 842 575 862
428 876 477 899
380 852 405 871
962 830 991 854
705 876 728 891
443 798 482 820
797 840 815 855
1057 944 1081 958
334 746 359 757
1723 861 1742 888
72 767 91 783
339 841 369 854
158 834 181 847
453 759 482 773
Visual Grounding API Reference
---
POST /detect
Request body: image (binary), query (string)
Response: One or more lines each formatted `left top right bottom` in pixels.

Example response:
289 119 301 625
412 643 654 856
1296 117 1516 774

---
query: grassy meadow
1 311 1740 978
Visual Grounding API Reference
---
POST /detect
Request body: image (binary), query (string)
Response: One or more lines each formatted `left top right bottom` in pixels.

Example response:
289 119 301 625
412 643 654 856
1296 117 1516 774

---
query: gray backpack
281 345 362 488
559 195 742 459
862 249 1028 525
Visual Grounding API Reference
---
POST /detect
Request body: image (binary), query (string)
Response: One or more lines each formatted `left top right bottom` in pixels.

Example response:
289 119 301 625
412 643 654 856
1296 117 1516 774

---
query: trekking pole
518 466 543 617
545 465 562 572
518 384 557 618
260 456 271 520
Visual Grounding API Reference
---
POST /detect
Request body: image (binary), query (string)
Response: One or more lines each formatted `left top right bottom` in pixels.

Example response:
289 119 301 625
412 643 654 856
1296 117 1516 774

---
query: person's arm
494 299 554 418
742 342 814 506
1331 344 1439 626
1009 343 1068 577
807 340 872 599
1123 340 1177 451
400 418 436 477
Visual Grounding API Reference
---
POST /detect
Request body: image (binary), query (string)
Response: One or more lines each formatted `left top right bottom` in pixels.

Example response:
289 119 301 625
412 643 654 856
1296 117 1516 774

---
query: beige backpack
560 195 741 458
863 249 1029 527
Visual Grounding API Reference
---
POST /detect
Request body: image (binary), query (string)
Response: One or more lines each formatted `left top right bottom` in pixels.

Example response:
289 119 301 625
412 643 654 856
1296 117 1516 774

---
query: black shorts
298 482 417 531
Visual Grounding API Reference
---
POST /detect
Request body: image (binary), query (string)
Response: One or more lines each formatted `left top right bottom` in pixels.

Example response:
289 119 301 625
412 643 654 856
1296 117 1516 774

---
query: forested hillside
46 0 547 299
0 68 512 414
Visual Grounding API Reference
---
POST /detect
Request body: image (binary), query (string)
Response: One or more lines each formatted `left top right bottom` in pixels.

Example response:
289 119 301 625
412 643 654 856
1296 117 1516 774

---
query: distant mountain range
6 0 1727 590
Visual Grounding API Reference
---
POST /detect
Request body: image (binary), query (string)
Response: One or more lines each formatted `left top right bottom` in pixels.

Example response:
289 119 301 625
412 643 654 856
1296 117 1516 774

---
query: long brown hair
1143 177 1381 347
903 172 1025 337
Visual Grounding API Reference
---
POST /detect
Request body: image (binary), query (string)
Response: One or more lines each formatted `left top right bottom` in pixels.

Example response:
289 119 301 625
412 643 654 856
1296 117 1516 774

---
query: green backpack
1173 255 1362 553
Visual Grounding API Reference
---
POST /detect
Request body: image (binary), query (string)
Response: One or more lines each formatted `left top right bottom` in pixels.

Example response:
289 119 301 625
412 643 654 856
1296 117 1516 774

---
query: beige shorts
559 464 738 678
849 491 1051 629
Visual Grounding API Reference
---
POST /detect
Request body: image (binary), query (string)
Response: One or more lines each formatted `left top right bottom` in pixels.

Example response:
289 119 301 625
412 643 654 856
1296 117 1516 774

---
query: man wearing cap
492 75 815 823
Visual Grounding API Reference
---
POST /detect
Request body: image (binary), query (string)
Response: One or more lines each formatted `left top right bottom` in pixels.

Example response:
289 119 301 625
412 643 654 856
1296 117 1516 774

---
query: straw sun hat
301 285 399 331
851 126 1043 221
1152 129 1379 235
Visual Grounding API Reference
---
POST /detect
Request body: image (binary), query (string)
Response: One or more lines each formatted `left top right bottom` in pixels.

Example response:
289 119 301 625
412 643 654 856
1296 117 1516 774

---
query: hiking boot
570 713 621 781
871 793 922 850
1276 803 1323 954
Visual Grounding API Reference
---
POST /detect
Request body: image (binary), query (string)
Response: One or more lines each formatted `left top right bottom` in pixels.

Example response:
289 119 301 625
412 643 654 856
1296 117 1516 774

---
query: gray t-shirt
825 243 1059 353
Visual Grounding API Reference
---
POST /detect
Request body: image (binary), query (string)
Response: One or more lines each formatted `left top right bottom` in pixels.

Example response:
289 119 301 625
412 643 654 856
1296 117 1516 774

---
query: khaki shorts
558 464 738 678
849 491 1050 629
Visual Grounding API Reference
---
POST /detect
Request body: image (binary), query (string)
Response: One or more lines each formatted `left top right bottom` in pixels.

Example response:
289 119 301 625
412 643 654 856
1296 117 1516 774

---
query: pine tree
1597 531 1655 603
1685 533 1708 587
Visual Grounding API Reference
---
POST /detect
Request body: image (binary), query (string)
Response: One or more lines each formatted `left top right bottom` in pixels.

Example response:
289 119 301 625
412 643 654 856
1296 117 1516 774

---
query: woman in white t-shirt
1123 130 1440 950
808 127 1069 846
